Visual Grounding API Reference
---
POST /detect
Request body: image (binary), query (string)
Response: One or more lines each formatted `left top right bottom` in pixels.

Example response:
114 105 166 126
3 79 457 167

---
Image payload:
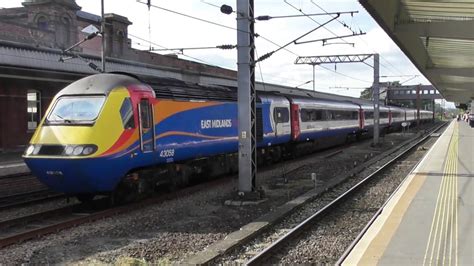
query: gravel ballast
0 124 440 264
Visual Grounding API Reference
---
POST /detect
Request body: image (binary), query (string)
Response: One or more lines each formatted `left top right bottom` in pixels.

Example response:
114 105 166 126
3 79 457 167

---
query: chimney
104 13 132 58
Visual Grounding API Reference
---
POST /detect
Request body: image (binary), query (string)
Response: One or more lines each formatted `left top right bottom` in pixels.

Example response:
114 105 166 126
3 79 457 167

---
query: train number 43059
159 149 175 157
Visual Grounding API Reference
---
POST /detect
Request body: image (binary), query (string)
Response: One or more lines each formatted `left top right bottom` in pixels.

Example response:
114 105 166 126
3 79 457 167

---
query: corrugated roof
0 41 375 105
360 0 474 104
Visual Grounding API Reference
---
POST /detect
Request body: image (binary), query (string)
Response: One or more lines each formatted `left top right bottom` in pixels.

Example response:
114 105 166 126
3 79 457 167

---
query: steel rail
0 176 230 249
0 172 31 179
246 122 448 265
0 190 64 210
335 121 448 265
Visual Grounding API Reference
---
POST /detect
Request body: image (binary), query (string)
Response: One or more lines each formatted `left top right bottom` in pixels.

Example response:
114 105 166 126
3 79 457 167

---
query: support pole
312 64 315 91
237 0 257 194
373 54 380 146
432 99 435 121
101 0 106 72
416 84 421 128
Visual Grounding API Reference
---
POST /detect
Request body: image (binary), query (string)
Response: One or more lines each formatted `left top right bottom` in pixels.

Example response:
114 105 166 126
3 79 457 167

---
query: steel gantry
295 53 382 145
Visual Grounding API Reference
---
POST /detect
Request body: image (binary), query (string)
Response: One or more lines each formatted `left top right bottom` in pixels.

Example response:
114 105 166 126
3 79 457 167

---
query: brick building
0 0 236 151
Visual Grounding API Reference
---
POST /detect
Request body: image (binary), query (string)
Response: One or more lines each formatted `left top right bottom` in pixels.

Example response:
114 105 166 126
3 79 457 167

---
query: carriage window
329 110 355 120
325 110 333 120
301 108 326 122
314 110 324 120
393 112 403 118
120 98 135 129
365 112 374 119
139 99 152 129
300 109 309 122
273 107 289 123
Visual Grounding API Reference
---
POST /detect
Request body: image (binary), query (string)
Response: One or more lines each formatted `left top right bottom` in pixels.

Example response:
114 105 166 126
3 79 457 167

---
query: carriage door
138 98 155 153
274 107 290 137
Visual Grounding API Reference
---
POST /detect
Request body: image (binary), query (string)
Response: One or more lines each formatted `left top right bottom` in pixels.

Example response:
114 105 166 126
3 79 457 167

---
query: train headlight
82 146 95 155
65 146 74 155
73 146 84 156
25 145 35 155
63 145 98 156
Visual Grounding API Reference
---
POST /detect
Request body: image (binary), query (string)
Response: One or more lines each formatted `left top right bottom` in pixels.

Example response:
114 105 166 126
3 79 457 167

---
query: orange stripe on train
100 101 224 157
153 100 221 124
100 129 138 156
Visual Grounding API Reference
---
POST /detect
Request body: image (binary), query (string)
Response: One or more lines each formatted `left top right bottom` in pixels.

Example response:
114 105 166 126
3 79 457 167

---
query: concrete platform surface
0 151 28 176
343 120 473 265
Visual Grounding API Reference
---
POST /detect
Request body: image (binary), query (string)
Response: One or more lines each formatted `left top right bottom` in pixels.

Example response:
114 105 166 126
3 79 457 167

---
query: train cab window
120 98 135 129
47 96 105 124
139 99 152 129
273 107 289 123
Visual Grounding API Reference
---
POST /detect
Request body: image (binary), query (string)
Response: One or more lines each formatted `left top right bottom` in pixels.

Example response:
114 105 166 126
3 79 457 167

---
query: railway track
242 122 447 265
0 171 55 210
0 123 444 254
0 173 45 195
198 122 446 264
0 134 367 249
0 176 230 249
0 189 64 210
0 171 31 179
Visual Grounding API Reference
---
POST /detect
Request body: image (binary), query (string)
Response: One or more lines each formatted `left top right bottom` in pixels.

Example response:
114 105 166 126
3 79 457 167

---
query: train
23 73 433 202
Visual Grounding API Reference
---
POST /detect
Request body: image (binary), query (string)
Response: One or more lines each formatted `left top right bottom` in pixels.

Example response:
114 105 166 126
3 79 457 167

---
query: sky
1 0 436 99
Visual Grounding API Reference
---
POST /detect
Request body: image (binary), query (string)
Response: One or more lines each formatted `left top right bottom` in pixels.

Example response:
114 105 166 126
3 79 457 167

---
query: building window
56 15 71 48
37 16 49 30
27 90 41 130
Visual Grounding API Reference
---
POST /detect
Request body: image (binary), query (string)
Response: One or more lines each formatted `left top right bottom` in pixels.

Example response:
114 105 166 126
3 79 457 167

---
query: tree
360 87 372 100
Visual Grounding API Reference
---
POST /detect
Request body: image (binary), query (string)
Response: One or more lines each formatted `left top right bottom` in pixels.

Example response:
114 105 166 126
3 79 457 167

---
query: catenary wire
310 0 407 77
129 33 211 64
283 0 353 46
134 0 373 85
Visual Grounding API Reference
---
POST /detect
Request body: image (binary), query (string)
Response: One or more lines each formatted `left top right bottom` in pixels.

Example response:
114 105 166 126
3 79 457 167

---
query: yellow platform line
423 123 458 266
454 125 458 266
342 121 458 266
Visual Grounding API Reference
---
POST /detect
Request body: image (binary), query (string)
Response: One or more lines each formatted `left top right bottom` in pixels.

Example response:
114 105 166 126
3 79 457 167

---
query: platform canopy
360 0 474 104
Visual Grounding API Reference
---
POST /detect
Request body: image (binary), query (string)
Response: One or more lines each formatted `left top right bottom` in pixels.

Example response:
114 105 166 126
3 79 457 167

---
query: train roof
57 73 139 96
289 97 360 109
61 73 418 112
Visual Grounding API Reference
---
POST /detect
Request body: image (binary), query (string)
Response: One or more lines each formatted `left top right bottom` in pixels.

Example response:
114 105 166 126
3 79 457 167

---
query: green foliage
359 87 372 100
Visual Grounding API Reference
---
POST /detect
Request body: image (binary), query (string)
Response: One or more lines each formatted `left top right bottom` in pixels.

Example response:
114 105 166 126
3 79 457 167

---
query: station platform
343 120 473 265
0 151 28 177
